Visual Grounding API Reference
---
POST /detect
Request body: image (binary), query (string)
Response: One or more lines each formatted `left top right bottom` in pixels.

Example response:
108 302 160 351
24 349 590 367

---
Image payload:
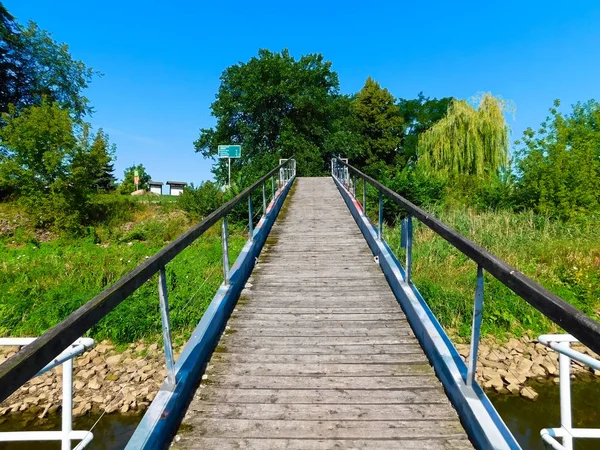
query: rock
95 343 111 354
38 403 51 419
130 189 145 196
74 380 86 390
120 403 130 413
91 395 104 403
480 358 505 370
531 364 546 377
88 378 102 390
73 402 91 417
106 354 122 366
484 375 504 390
542 360 558 376
507 384 520 395
520 386 539 401
105 403 119 414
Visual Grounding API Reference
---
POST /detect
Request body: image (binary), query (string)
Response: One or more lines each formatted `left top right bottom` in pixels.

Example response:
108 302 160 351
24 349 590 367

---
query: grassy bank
0 200 247 344
384 207 600 340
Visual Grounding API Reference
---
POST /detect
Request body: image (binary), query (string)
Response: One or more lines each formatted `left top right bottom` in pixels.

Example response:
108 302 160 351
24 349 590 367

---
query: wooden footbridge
1 158 600 450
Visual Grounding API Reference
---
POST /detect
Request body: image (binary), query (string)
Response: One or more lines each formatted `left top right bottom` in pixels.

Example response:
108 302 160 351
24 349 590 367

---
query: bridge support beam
158 268 176 388
466 265 484 386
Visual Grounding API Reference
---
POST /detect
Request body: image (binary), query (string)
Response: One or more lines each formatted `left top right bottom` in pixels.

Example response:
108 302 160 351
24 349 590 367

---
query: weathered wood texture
175 178 471 449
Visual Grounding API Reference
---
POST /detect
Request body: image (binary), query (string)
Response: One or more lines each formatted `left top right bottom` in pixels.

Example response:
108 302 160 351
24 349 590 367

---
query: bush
177 181 225 219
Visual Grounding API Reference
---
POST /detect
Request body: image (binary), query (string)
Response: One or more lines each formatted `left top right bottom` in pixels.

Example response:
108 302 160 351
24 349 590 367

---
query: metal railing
538 334 600 450
0 157 297 413
331 157 600 387
0 338 95 450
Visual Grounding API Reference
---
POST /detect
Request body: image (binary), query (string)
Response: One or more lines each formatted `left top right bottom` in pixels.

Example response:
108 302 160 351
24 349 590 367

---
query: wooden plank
188 403 459 421
214 344 425 355
210 353 429 365
226 327 412 337
205 363 433 377
202 375 439 390
177 418 467 439
193 387 450 405
220 336 419 347
175 438 473 450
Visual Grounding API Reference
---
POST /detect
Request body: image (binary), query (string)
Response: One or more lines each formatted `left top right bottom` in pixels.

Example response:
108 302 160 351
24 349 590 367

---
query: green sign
218 145 241 158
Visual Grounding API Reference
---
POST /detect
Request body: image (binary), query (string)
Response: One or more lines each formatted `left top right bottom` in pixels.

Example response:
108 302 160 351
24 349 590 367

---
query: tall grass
385 207 600 340
0 202 248 344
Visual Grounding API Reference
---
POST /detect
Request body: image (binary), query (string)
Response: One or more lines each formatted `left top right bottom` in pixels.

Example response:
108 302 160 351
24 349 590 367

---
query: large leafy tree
397 92 453 162
194 49 340 182
418 93 511 177
514 100 600 218
350 77 403 171
0 101 108 230
0 3 95 118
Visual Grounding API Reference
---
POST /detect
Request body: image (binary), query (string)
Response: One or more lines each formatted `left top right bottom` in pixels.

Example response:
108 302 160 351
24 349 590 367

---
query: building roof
148 181 163 185
167 181 187 186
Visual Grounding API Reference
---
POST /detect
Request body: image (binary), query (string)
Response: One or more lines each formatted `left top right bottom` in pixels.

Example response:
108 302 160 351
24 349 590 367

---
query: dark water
1 381 599 449
488 379 600 450
0 413 140 450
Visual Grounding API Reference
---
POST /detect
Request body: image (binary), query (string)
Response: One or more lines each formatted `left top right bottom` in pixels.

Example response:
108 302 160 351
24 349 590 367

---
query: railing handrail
333 157 600 356
0 157 295 403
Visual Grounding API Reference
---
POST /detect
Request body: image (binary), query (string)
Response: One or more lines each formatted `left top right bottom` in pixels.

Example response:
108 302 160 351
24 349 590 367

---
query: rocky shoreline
1 337 599 420
457 337 600 400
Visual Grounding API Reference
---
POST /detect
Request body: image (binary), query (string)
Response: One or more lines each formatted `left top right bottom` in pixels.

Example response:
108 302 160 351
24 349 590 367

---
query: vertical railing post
466 265 484 386
158 267 176 387
61 358 72 450
222 216 230 285
248 196 254 241
352 175 356 198
405 216 413 283
363 178 367 214
262 182 267 216
271 176 275 200
559 341 573 450
378 192 383 240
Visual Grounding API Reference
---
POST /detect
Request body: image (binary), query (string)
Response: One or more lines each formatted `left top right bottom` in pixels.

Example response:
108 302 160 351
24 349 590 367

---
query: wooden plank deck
174 177 472 449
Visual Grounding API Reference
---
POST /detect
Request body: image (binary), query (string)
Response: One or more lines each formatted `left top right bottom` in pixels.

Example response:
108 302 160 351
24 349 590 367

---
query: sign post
218 145 242 187
134 169 140 191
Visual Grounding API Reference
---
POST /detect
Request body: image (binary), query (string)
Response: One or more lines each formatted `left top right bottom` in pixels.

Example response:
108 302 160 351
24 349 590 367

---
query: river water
1 380 599 449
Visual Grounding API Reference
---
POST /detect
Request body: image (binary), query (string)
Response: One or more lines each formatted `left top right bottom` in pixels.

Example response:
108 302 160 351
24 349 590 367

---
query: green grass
0 201 248 344
384 207 600 340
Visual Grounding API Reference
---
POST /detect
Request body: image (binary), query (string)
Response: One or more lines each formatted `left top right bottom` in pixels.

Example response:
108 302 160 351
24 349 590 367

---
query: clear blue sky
6 1 600 190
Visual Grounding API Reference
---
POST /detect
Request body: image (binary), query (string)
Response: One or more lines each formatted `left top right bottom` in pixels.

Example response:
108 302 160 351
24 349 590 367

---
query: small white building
167 181 187 196
148 181 163 195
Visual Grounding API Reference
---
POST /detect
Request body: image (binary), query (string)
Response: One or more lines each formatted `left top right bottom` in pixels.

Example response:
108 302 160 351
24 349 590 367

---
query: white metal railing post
352 176 356 198
222 216 230 285
466 265 484 386
61 357 73 450
405 216 413 283
262 182 266 215
539 334 600 449
248 196 254 241
559 341 573 450
158 268 176 387
378 192 383 240
363 178 367 214
271 176 275 199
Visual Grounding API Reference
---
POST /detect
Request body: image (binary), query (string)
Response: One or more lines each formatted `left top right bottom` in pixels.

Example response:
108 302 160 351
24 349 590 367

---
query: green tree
119 164 151 195
350 77 403 170
0 100 102 230
397 92 453 162
418 93 511 177
194 49 340 182
0 4 95 118
514 99 600 218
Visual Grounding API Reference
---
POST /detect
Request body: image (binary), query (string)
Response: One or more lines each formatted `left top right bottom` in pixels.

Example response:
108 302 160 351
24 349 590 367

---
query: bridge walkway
174 177 472 449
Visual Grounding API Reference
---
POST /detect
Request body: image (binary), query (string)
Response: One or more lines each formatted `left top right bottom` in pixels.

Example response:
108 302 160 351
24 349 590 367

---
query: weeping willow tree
418 93 512 177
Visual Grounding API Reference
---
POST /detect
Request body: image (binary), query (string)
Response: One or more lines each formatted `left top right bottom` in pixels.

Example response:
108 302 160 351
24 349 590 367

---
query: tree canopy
514 99 600 218
418 93 511 177
194 49 340 183
0 3 94 118
119 164 151 195
350 77 403 169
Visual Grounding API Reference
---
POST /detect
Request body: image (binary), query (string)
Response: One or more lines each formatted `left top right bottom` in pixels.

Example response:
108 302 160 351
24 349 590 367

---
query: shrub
177 181 225 219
